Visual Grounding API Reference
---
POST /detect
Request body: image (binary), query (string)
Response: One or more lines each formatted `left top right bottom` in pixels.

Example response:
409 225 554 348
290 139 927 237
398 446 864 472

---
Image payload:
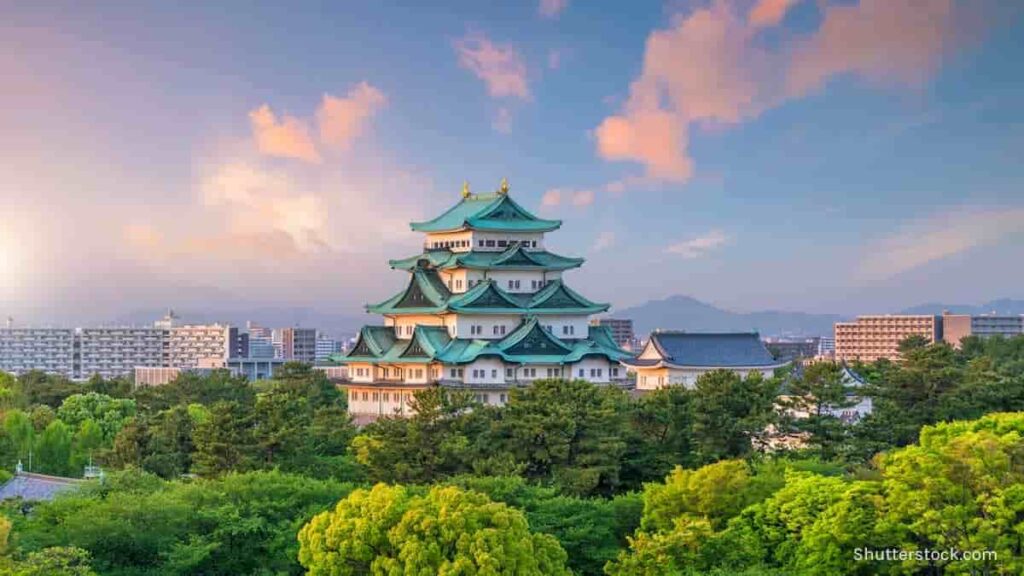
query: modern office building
247 336 276 359
590 318 636 349
817 336 836 357
623 332 787 390
834 315 942 363
340 180 631 418
315 336 343 363
282 327 317 363
942 313 1024 348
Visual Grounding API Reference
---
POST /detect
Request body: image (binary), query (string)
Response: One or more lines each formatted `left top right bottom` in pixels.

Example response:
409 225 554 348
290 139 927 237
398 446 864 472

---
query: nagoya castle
342 178 631 418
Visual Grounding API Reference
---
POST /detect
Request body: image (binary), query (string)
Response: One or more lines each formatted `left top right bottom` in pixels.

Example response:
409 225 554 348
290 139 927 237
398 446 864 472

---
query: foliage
57 393 136 442
298 483 570 575
12 469 354 576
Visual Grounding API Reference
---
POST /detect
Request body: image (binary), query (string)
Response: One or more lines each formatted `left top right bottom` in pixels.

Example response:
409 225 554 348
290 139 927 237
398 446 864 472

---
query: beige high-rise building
834 315 941 362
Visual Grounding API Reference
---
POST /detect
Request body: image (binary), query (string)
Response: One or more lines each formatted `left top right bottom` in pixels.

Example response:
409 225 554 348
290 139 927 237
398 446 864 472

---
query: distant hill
613 295 842 338
900 299 1024 316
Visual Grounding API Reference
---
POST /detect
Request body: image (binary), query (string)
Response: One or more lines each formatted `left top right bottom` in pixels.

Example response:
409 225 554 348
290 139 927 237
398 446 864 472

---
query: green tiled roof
410 192 561 233
389 243 584 272
366 275 609 315
342 317 631 365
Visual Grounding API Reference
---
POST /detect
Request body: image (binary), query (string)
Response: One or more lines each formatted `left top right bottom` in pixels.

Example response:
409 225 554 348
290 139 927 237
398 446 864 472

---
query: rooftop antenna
5 316 11 329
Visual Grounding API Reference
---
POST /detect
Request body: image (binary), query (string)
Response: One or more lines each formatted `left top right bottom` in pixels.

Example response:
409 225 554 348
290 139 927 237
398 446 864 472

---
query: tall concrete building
315 335 343 363
1 314 237 381
834 315 942 363
590 318 636 349
0 328 77 378
282 327 317 363
78 327 165 379
942 313 1024 347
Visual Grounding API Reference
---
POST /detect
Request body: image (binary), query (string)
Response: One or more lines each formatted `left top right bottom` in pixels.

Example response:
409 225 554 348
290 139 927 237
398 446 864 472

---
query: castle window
486 240 495 247
491 369 497 378
498 240 507 247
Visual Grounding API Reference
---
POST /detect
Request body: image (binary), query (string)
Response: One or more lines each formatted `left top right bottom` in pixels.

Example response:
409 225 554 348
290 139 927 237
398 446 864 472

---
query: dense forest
0 335 1023 574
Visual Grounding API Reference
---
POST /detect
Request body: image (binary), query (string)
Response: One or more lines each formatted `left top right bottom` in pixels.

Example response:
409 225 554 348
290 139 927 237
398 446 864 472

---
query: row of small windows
473 393 508 404
479 239 538 249
358 364 619 382
429 239 540 250
431 240 470 249
351 390 413 403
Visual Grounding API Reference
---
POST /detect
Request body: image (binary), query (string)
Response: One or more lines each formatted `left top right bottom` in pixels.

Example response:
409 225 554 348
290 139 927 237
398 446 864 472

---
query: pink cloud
786 0 960 97
454 34 529 100
249 105 321 163
665 229 730 258
542 188 595 208
748 0 800 28
317 82 387 152
539 0 569 19
595 0 980 185
492 107 513 133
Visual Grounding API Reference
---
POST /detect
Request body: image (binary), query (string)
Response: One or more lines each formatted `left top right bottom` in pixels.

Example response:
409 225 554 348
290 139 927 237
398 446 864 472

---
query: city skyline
2 0 1023 326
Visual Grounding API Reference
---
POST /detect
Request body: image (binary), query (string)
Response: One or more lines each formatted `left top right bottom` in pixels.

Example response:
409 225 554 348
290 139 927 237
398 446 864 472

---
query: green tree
35 420 73 476
70 420 103 471
8 547 97 576
484 379 631 496
691 370 778 463
57 393 136 442
352 388 483 484
782 362 854 459
4 409 35 465
298 483 571 575
622 385 696 489
191 401 257 477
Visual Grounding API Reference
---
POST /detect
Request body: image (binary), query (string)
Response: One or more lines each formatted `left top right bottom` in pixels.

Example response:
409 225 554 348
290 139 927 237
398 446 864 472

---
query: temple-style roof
366 272 609 315
0 472 82 502
622 332 785 369
390 243 584 272
410 191 561 233
343 317 631 366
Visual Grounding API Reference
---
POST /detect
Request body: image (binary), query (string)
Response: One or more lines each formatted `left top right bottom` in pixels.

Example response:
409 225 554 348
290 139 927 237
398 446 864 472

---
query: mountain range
613 295 842 338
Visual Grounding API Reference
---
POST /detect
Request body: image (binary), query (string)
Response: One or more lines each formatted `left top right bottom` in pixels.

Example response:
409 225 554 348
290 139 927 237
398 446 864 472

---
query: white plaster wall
465 357 506 384
568 357 615 382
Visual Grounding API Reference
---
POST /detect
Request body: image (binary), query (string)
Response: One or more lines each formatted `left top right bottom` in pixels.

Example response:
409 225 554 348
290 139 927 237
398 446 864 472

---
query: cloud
539 0 569 19
492 107 513 133
592 231 615 252
857 208 1024 281
453 33 530 100
748 0 799 28
785 0 960 97
595 0 980 184
249 105 321 163
541 188 595 208
547 48 563 70
665 229 730 258
317 82 387 152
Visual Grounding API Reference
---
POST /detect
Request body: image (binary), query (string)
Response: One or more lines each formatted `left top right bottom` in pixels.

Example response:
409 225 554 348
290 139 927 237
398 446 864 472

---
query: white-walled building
340 180 631 419
623 331 788 390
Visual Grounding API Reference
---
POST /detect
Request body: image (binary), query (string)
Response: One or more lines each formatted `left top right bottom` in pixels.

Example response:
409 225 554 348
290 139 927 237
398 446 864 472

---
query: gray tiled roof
631 332 780 367
0 472 81 501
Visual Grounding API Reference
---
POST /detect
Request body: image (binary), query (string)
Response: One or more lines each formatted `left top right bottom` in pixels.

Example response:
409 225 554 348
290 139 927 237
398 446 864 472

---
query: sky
1 0 1022 326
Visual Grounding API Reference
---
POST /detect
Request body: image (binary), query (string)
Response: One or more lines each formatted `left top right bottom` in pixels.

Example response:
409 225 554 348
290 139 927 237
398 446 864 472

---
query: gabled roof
410 192 561 233
347 326 399 358
368 275 609 316
623 332 784 369
0 472 82 502
496 316 574 357
342 316 631 366
527 279 604 311
366 268 452 314
390 244 584 272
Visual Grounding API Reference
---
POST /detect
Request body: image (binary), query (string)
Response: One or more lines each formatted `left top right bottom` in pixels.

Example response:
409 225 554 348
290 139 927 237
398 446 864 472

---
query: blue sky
1 0 1022 325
